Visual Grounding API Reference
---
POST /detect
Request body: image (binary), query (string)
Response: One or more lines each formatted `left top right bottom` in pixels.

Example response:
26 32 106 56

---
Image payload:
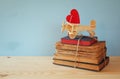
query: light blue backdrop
0 0 120 56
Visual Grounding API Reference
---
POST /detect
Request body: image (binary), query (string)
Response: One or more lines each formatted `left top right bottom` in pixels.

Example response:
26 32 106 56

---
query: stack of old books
53 35 109 71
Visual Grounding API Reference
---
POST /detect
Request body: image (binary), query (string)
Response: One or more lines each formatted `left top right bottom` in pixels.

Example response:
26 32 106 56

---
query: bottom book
53 57 109 71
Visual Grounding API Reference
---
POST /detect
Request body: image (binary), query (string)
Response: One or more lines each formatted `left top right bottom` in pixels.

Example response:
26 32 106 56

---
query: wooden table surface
0 56 120 79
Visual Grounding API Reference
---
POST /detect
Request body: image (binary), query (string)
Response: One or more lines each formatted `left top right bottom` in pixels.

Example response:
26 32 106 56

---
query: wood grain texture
0 56 120 79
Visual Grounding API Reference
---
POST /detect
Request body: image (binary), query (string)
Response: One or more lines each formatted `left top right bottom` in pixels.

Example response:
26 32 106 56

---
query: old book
61 36 97 46
53 51 106 64
56 41 106 53
56 48 106 58
53 57 109 71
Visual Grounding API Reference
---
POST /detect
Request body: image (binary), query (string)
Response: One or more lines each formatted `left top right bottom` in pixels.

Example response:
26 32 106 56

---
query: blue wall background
0 0 120 56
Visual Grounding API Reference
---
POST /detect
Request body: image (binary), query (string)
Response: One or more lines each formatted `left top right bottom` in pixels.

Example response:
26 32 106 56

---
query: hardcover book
61 36 97 46
53 57 109 71
56 49 106 58
53 51 106 64
56 41 106 52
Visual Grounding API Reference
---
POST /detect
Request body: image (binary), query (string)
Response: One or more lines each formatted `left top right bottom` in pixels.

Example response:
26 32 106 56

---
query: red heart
66 9 80 24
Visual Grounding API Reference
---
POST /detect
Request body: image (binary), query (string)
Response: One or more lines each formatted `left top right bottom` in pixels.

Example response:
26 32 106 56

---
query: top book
61 35 97 46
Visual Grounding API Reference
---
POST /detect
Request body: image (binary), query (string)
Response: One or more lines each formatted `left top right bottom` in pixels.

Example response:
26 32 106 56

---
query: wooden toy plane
61 9 96 39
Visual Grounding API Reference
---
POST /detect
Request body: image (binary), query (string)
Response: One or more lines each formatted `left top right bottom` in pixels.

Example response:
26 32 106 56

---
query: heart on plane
66 9 80 24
